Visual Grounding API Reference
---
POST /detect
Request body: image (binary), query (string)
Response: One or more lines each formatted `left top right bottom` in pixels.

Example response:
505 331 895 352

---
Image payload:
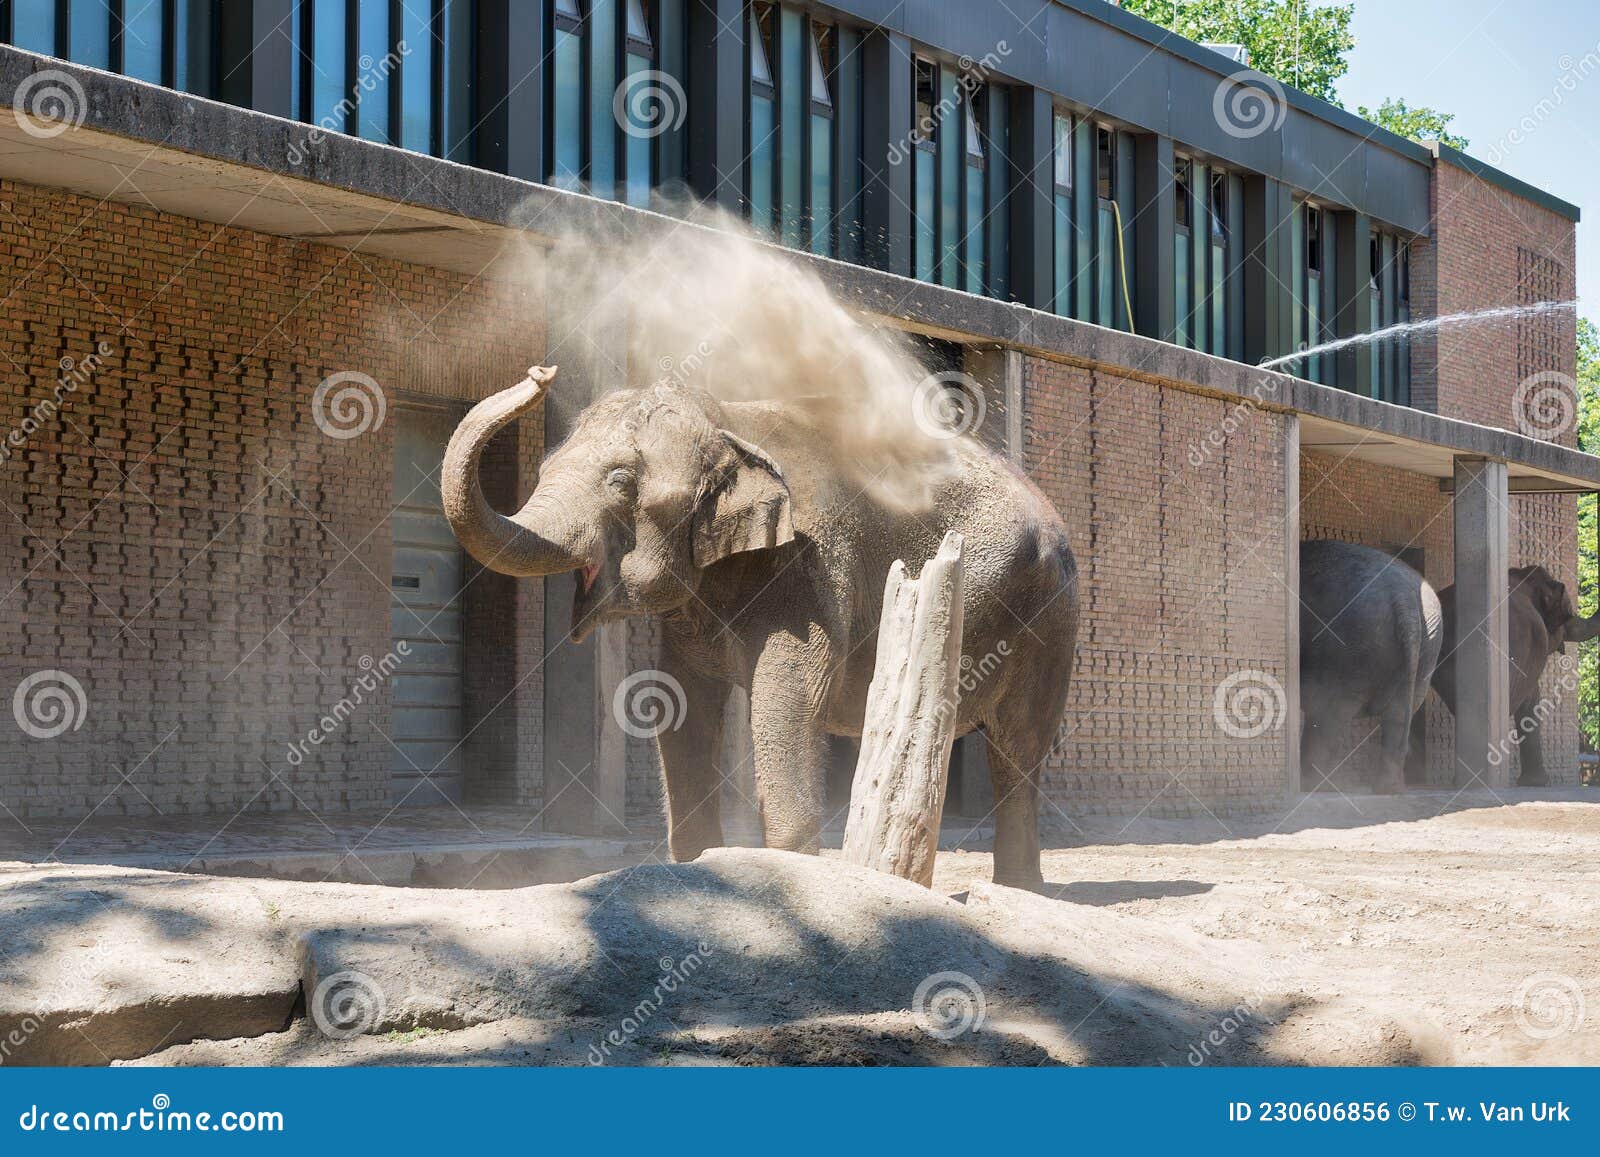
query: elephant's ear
1522 566 1573 636
693 431 795 569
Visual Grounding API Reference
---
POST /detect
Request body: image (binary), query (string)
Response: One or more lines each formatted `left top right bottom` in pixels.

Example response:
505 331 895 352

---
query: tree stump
842 531 965 887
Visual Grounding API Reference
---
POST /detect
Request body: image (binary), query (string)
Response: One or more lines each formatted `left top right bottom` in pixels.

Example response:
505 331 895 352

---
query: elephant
441 366 1080 887
1432 565 1599 786
1299 540 1443 793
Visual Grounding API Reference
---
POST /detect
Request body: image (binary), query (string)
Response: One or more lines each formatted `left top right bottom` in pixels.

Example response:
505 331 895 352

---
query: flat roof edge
1428 141 1581 222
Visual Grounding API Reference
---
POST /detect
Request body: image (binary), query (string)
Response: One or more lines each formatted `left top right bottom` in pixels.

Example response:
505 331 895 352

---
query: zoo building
0 0 1594 861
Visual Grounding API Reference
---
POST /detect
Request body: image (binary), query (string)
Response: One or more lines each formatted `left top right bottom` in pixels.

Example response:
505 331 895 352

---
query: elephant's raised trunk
442 366 588 578
1566 611 1600 643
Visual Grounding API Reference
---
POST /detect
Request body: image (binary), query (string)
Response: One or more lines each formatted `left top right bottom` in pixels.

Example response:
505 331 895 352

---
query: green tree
1120 0 1355 104
1356 97 1469 150
1577 319 1599 756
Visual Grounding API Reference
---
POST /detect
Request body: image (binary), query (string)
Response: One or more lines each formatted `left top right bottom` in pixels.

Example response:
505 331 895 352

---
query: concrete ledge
3 45 1596 489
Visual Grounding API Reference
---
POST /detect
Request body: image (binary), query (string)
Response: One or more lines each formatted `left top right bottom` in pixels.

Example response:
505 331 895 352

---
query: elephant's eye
606 468 635 494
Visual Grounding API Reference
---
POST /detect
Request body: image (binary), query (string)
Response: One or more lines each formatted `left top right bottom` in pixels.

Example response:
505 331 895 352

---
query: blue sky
1332 0 1600 317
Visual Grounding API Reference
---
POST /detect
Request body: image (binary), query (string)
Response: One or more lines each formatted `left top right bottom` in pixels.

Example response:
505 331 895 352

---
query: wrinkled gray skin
1300 540 1442 793
442 368 1079 887
1432 565 1600 786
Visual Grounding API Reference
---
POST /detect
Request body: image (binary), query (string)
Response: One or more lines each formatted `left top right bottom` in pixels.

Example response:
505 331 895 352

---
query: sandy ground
3 792 1596 1066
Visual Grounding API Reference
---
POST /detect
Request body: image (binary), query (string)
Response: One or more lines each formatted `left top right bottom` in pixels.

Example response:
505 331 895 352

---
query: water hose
1110 199 1137 336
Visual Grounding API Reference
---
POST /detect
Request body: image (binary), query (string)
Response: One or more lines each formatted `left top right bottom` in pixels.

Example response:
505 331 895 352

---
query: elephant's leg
1373 710 1410 794
654 660 728 862
747 633 830 854
1515 698 1550 787
983 716 1047 890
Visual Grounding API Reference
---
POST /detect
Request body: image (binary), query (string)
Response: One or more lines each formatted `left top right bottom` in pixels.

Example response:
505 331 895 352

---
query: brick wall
1022 355 1292 818
0 179 545 823
1413 157 1578 437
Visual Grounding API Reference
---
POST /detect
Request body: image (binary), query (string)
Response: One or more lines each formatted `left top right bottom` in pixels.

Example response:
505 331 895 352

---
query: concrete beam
1451 457 1511 787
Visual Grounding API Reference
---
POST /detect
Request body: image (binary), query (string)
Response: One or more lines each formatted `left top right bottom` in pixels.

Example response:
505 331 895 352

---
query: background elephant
1432 565 1599 786
1299 540 1443 793
442 367 1079 887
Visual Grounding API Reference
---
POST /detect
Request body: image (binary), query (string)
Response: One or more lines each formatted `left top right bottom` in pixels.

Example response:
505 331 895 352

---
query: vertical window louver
912 58 938 283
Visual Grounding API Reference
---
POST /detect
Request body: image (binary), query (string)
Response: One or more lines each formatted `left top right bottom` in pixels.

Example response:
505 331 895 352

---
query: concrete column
1333 211 1373 394
1133 134 1175 342
540 288 630 835
1243 176 1288 366
1284 415 1302 798
1006 88 1054 311
1452 457 1511 787
859 29 913 276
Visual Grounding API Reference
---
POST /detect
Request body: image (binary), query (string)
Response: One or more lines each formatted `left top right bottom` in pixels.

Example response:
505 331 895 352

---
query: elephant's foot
1372 772 1406 795
992 865 1045 891
667 819 724 864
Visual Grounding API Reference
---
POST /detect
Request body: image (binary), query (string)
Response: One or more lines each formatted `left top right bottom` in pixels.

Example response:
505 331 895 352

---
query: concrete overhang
3 46 1597 495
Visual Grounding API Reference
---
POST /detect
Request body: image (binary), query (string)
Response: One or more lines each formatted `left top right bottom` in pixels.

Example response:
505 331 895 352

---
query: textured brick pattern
1022 356 1291 818
0 180 544 822
1412 158 1578 438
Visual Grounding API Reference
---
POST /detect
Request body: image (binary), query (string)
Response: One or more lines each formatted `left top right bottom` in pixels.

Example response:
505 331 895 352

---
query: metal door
390 407 465 805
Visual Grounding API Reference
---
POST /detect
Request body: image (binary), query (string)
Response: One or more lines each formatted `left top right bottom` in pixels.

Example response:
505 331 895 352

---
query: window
1052 111 1074 317
1300 204 1323 381
552 0 585 189
1208 170 1229 356
309 0 349 133
399 1 437 155
623 0 655 208
963 87 986 295
1175 158 1193 347
748 4 777 232
123 1 165 83
912 57 938 282
1096 126 1114 201
1095 126 1117 328
69 1 112 69
11 0 56 54
808 21 834 256
356 0 392 142
1306 206 1323 275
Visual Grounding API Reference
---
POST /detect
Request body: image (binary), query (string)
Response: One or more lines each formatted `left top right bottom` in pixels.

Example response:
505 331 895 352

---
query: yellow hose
1109 199 1137 336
